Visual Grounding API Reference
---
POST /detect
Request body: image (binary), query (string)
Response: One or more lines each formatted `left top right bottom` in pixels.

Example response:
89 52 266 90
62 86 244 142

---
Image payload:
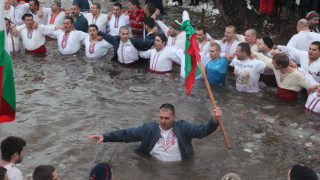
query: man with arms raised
287 19 320 51
29 0 51 25
306 11 319 33
83 3 108 33
274 41 320 83
89 104 222 161
196 26 210 53
10 0 31 25
69 4 88 32
0 136 27 180
82 24 112 58
229 42 266 92
107 2 130 36
47 0 66 25
50 17 88 55
139 34 183 73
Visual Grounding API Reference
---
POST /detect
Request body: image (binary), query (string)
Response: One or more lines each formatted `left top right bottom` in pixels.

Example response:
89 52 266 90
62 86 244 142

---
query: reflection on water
0 40 319 180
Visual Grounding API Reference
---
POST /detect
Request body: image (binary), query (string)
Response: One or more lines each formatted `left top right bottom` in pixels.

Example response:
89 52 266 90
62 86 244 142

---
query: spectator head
309 41 320 60
29 0 40 13
221 173 241 180
144 3 155 15
113 3 122 16
1 136 26 164
245 28 257 44
9 0 19 6
63 16 74 33
297 19 310 32
0 167 8 180
5 0 10 10
89 163 113 180
5 18 11 32
225 25 237 41
154 34 167 51
71 4 80 17
90 3 101 15
306 11 319 26
168 20 183 37
144 17 155 29
118 26 129 42
257 37 273 54
236 42 251 60
128 0 139 12
88 24 99 38
33 165 60 180
209 44 221 60
272 53 289 69
51 0 61 12
287 164 318 180
159 103 176 130
196 26 207 43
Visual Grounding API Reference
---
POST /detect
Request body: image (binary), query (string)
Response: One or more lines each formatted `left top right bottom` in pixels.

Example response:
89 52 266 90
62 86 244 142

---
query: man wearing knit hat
47 0 66 26
89 163 113 180
287 164 318 180
306 11 320 33
287 19 320 51
258 37 274 58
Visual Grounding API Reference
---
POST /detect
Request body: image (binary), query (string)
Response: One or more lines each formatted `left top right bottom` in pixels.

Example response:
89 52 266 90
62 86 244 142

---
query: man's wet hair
33 165 56 180
273 53 289 68
160 103 175 115
145 3 155 14
22 13 33 20
226 25 237 34
71 3 79 9
238 42 251 56
311 41 320 51
129 0 140 8
1 136 26 162
210 44 221 51
92 3 101 9
144 17 155 29
196 26 207 34
30 0 39 7
156 34 167 44
5 17 11 24
114 2 122 9
0 167 7 180
119 26 129 33
89 24 99 31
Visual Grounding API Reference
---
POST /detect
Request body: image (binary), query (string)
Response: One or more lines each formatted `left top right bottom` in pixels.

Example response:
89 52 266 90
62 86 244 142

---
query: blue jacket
74 14 88 32
73 0 93 12
102 119 219 160
98 31 154 61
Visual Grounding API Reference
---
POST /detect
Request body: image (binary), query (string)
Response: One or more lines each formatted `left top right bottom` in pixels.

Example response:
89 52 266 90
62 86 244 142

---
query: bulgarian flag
0 0 16 123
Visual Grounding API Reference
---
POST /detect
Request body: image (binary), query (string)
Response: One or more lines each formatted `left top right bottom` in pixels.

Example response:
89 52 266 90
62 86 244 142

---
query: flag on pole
185 33 201 97
0 0 16 123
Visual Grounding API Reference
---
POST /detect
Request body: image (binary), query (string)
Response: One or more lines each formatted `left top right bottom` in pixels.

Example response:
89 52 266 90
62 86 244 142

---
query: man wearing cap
82 3 108 33
69 4 88 33
306 11 319 33
50 17 89 55
88 103 222 161
29 0 51 25
287 164 318 180
287 19 320 51
47 0 66 26
139 34 183 73
10 0 31 25
14 13 63 53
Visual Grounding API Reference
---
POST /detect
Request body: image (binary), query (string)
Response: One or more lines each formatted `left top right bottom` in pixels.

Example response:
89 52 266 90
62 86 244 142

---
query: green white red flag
0 0 16 123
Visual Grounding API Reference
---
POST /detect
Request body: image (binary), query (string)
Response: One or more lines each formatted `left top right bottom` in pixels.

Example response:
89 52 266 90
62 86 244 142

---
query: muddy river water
1 37 319 180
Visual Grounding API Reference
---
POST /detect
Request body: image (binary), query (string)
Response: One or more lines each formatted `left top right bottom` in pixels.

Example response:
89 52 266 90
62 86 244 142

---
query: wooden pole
197 61 231 149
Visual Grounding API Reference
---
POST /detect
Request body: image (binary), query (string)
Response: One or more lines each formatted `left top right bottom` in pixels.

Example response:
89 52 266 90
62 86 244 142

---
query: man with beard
196 26 210 53
69 4 88 32
0 136 27 180
306 11 319 33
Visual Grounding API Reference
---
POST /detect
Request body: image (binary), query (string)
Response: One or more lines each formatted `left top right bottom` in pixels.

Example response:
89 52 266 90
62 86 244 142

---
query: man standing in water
89 104 222 161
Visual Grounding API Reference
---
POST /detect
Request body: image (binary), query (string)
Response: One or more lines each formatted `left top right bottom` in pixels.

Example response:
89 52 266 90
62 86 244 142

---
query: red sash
172 62 180 66
148 67 171 74
25 45 46 54
277 86 298 101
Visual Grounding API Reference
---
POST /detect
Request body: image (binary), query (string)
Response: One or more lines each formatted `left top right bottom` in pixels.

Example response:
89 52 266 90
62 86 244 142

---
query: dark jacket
73 0 92 12
102 119 219 160
74 14 88 33
98 31 154 61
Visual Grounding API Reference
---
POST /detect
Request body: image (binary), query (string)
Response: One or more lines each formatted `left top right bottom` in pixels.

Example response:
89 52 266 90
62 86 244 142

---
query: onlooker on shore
0 167 8 180
33 165 60 180
287 164 318 180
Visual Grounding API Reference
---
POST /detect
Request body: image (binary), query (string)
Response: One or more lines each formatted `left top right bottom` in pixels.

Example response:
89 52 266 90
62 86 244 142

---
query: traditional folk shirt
198 41 210 53
30 7 51 25
118 39 139 64
287 30 320 51
107 14 130 36
6 30 20 52
47 11 66 25
50 29 88 55
83 13 108 33
215 39 240 55
278 45 320 83
306 92 320 113
139 46 182 72
157 21 186 52
127 8 145 38
4 9 11 20
82 37 112 58
10 4 30 25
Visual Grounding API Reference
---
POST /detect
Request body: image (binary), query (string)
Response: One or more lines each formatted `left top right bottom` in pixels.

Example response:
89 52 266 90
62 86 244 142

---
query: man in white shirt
15 13 61 53
139 34 183 73
82 24 112 58
229 42 266 92
83 3 108 33
47 0 66 26
50 16 89 55
305 85 320 113
29 0 51 25
88 103 222 161
10 0 31 25
0 136 27 180
287 19 320 51
274 42 320 83
4 0 11 20
244 29 258 52
107 2 130 36
196 26 210 53
5 18 19 52
210 25 240 55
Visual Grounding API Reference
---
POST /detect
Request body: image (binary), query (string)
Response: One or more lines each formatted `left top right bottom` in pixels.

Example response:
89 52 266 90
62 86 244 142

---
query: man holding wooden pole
89 103 222 161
